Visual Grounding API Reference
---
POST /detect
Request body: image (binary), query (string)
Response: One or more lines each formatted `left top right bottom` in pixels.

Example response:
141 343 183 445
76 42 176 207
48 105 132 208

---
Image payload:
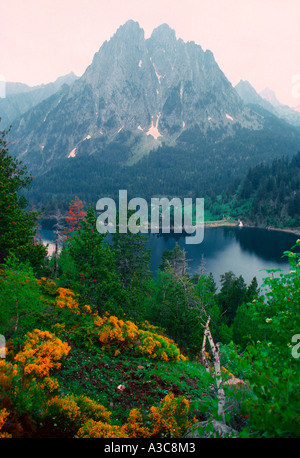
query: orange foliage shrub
14 329 71 378
148 393 193 438
121 408 151 438
94 315 187 362
46 394 81 424
55 288 80 315
75 396 112 424
75 419 126 438
0 408 12 438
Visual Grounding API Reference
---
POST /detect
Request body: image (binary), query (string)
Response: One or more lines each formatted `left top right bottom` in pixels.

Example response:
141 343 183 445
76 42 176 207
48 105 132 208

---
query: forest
204 151 300 228
0 125 300 439
21 119 300 216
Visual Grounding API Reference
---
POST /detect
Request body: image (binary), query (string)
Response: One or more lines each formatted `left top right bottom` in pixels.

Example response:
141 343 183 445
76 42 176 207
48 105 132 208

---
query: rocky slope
6 20 262 174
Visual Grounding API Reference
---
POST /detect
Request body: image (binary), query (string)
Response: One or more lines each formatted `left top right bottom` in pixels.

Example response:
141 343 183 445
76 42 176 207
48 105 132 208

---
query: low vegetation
1 126 300 439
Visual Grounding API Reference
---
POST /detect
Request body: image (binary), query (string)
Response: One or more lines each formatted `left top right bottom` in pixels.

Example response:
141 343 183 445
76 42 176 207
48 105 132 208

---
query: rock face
236 80 300 127
0 73 78 129
6 20 262 174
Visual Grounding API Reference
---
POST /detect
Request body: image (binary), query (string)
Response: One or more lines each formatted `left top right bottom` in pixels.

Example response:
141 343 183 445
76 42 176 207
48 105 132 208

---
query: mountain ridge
235 80 300 127
0 73 78 128
6 20 264 174
2 20 300 210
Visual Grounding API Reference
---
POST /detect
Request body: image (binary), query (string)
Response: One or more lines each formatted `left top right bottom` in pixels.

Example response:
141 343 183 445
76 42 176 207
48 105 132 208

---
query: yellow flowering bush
94 314 186 361
121 408 151 438
41 393 115 437
14 329 71 378
96 315 139 346
75 419 126 438
46 394 80 422
39 376 60 395
148 393 193 438
55 287 80 315
136 329 187 362
0 408 12 438
75 396 112 424
44 394 81 436
73 393 194 439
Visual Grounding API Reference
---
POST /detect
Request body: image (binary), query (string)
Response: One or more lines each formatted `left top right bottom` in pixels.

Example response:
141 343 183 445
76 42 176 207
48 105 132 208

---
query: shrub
238 242 300 437
43 394 81 437
121 408 151 438
94 315 187 361
0 408 12 438
75 419 126 438
75 396 112 424
148 393 193 438
14 329 71 378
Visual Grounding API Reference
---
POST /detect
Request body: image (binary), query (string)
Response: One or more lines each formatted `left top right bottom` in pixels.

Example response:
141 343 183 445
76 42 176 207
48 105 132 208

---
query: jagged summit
112 19 144 40
236 80 300 126
150 23 177 42
7 21 263 173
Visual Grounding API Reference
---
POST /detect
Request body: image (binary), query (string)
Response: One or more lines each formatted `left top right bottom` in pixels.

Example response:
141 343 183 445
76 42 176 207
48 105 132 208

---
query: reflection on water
41 226 299 288
147 227 298 287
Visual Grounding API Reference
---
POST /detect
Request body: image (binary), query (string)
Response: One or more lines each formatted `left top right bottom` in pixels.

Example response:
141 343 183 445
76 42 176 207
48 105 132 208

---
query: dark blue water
147 226 298 286
41 226 298 288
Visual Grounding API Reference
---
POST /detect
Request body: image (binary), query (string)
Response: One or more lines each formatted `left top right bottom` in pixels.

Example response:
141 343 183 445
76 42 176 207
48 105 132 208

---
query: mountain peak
260 88 281 107
114 20 144 39
150 23 176 42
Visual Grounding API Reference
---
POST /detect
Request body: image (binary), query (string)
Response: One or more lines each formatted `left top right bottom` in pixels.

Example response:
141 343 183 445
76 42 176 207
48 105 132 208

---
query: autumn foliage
65 196 86 234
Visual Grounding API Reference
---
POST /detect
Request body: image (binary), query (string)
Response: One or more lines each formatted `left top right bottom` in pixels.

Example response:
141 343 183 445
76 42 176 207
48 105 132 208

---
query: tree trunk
202 316 226 423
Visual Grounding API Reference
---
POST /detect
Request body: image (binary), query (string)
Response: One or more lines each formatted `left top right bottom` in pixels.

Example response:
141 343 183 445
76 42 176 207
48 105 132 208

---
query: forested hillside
208 151 300 229
1 127 300 439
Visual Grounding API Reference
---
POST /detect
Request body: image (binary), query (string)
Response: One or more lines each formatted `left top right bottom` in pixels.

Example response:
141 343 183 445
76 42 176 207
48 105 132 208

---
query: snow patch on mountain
68 147 77 158
146 113 162 139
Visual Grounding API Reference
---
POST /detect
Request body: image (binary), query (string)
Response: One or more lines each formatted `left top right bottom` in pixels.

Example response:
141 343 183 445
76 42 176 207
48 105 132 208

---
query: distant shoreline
203 219 300 237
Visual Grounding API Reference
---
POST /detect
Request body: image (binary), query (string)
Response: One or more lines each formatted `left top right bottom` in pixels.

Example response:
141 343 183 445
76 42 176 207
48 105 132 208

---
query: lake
41 226 299 289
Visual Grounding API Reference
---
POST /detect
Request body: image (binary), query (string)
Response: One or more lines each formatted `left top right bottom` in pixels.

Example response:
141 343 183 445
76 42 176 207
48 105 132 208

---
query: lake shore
203 219 300 237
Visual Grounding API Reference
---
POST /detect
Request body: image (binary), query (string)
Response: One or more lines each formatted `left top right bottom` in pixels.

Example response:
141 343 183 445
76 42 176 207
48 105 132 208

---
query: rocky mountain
2 21 300 209
259 88 281 107
236 80 300 127
6 20 263 174
0 72 78 129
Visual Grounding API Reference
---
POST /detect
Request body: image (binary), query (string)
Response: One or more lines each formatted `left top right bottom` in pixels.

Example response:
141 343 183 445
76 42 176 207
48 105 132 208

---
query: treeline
22 119 300 214
228 151 300 227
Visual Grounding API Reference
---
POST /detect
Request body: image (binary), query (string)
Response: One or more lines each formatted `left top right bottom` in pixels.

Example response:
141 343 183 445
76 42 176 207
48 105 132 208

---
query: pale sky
1 0 299 107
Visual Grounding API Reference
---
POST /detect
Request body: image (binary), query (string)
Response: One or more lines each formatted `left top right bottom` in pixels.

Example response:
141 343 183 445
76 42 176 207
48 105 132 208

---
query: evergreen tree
112 212 151 322
216 271 248 325
0 124 46 270
159 242 188 275
58 205 126 316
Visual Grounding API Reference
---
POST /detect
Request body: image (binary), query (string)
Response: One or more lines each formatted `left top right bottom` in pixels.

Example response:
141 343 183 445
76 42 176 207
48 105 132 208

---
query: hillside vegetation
1 126 300 439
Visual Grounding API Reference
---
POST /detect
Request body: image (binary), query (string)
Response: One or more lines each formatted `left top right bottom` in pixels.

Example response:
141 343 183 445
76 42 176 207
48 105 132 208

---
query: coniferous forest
1 125 300 439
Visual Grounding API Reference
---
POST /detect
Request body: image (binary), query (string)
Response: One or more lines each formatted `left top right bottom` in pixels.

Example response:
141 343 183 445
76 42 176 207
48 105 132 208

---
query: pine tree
0 124 46 270
112 212 151 321
159 242 187 275
58 205 126 316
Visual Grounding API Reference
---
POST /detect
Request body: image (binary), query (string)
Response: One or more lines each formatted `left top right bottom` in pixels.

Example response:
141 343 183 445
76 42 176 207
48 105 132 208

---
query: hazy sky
1 0 299 107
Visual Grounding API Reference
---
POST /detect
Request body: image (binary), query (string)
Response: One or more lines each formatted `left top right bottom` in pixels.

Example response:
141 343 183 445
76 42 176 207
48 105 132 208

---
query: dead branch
201 316 226 423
